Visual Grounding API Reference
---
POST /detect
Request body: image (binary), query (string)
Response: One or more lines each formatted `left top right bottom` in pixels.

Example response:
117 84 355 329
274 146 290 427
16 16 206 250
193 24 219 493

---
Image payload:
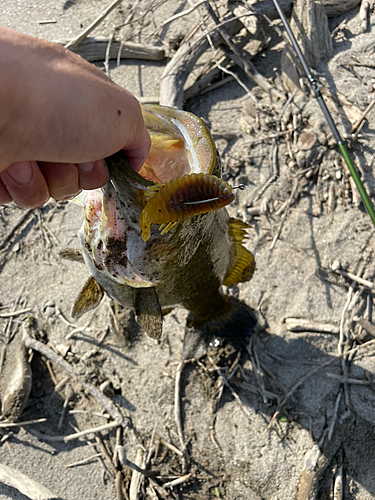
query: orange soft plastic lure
140 173 235 241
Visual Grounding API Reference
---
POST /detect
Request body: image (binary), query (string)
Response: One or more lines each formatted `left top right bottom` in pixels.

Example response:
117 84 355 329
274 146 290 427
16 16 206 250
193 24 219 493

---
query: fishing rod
272 0 375 227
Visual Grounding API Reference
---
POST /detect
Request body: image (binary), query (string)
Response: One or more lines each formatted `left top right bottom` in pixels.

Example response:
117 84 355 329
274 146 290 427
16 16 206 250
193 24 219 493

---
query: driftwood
243 0 362 19
183 27 255 101
160 17 242 108
57 37 165 63
0 463 57 500
297 412 352 500
281 0 333 92
160 13 282 108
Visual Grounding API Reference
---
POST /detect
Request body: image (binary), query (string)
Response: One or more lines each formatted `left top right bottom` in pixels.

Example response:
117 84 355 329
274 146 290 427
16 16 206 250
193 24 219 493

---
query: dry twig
174 361 187 452
163 472 193 489
350 97 375 133
0 418 47 428
65 0 122 50
32 420 122 443
64 453 103 468
284 317 339 334
22 325 126 423
156 436 183 457
205 1 284 101
0 308 33 318
332 266 373 289
278 358 338 408
104 33 114 78
161 0 206 28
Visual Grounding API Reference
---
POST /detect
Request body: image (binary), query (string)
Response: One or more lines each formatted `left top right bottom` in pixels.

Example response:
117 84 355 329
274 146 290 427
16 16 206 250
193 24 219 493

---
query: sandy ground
1 0 375 499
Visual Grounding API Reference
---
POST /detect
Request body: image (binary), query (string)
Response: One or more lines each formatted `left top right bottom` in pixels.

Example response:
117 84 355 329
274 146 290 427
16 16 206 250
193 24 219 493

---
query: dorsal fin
223 218 255 287
71 276 104 319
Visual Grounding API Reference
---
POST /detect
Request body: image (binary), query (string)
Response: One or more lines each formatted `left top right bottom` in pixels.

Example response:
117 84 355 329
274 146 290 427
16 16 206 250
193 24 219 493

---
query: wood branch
0 463 57 500
280 0 332 92
57 37 164 62
22 326 126 424
285 317 339 334
184 29 252 101
297 413 352 500
159 16 243 108
205 2 284 101
244 0 361 19
220 43 284 100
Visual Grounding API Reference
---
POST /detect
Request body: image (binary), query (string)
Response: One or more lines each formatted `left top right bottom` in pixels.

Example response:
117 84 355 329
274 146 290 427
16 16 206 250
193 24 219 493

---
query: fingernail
77 161 96 172
5 162 33 185
61 189 82 201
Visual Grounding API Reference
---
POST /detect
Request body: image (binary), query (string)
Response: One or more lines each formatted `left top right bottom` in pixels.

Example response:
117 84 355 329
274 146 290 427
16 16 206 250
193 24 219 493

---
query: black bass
71 105 256 340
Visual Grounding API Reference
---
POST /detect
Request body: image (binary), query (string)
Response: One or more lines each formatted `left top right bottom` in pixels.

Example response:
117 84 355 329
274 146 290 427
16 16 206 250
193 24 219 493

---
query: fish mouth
80 105 219 288
138 105 217 183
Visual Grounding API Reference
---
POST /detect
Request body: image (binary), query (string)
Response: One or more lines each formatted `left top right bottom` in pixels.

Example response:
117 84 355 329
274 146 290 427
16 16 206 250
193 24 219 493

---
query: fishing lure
140 173 235 242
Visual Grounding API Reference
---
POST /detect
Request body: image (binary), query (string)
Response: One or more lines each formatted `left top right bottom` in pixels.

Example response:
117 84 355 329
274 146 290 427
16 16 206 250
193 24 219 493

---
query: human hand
0 27 150 209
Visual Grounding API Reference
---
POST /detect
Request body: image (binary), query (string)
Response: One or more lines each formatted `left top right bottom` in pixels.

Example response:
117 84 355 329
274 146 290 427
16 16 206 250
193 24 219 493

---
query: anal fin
134 288 163 340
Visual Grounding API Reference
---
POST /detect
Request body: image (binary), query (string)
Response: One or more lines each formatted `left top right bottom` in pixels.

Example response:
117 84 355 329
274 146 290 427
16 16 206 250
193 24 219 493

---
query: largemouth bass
71 105 256 340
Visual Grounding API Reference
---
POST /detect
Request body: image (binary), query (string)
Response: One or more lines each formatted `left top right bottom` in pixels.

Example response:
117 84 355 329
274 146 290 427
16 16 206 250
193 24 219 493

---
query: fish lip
106 150 153 190
104 150 154 216
141 104 217 178
105 105 219 195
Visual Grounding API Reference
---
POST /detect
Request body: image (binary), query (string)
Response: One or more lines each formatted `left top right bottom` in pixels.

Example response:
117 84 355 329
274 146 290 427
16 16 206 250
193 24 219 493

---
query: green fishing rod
272 0 375 227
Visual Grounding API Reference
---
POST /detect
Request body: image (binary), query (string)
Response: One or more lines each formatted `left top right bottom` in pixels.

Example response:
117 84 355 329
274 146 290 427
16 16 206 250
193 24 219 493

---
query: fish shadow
178 324 375 498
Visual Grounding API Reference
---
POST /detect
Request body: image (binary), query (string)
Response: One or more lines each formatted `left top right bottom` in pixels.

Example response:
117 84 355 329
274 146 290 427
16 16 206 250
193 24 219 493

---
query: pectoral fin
71 276 104 319
223 218 255 287
59 248 84 263
134 288 163 340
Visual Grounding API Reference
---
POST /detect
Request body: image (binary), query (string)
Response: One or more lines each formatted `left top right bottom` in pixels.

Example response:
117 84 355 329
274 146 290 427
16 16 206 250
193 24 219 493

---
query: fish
70 105 256 342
